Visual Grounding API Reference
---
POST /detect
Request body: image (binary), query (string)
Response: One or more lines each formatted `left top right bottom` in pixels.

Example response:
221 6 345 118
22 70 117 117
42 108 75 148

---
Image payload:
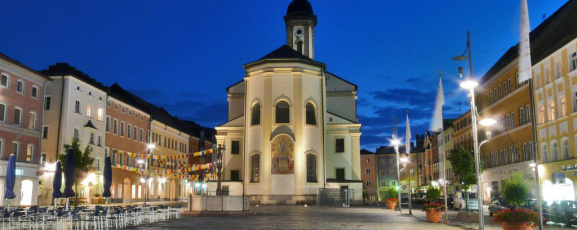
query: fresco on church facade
271 135 294 174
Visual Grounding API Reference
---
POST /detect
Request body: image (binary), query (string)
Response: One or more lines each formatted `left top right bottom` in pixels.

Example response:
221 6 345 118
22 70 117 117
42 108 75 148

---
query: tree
448 147 484 211
502 173 530 207
59 138 95 206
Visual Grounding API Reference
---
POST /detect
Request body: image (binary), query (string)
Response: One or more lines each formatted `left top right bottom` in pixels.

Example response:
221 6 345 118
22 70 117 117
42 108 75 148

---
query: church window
231 170 240 181
336 168 345 181
251 103 261 126
251 154 260 182
231 141 240 155
297 40 303 54
275 101 290 123
335 138 344 153
305 102 316 125
307 154 317 183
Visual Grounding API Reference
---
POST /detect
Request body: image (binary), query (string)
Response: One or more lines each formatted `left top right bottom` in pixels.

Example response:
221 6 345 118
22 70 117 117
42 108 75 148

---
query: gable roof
481 0 577 83
41 63 107 91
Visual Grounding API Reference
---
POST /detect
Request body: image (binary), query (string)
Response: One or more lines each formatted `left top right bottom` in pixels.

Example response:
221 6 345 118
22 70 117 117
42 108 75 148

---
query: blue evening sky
0 0 568 151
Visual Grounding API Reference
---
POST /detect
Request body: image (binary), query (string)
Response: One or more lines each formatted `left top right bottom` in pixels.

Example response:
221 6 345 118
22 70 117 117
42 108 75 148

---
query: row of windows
0 103 38 129
106 117 146 143
74 85 104 101
454 116 472 132
110 149 186 170
486 142 534 168
538 96 568 124
1 74 40 99
535 52 577 89
107 100 146 121
540 139 571 163
73 101 104 121
251 101 317 126
151 132 187 153
0 139 35 162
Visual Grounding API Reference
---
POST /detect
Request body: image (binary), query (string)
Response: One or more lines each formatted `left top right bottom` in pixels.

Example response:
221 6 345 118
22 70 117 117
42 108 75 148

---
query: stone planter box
190 195 250 212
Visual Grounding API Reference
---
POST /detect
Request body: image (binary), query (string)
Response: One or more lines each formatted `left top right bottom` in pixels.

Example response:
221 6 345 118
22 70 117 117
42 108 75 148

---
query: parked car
488 198 508 216
453 191 478 211
546 200 577 226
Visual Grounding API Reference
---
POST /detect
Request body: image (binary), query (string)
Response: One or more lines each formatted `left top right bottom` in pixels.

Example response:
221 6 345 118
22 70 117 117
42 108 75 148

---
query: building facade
39 63 107 205
376 146 399 200
0 53 51 206
360 150 377 201
530 0 577 204
216 0 362 204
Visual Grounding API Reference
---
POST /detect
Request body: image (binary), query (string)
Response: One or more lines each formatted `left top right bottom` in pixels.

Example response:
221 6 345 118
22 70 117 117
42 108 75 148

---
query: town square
1 0 577 229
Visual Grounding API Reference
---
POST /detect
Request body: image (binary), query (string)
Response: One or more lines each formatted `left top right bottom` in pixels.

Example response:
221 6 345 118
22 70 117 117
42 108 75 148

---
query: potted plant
492 173 538 230
385 187 399 210
423 186 444 223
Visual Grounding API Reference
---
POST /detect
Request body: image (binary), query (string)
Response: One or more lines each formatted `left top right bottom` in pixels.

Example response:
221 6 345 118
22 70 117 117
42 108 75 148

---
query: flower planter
386 201 397 210
500 222 535 230
425 209 443 223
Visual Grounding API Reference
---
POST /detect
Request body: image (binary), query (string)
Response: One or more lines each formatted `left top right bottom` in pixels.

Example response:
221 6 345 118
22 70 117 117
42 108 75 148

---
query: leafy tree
448 147 484 211
502 173 530 207
59 138 95 206
447 147 483 190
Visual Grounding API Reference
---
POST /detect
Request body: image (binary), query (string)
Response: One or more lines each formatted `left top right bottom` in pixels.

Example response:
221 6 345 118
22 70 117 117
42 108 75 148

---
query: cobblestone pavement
126 205 465 230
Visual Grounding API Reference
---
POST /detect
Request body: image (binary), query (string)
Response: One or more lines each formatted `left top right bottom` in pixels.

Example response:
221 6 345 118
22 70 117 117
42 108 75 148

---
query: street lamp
400 155 412 215
144 143 155 206
453 31 496 230
391 138 402 213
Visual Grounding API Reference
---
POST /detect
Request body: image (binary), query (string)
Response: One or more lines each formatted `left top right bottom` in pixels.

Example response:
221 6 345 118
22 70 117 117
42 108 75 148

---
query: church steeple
284 0 317 59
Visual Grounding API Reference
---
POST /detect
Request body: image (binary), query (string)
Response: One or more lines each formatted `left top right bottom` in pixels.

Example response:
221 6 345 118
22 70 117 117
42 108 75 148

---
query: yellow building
531 0 577 204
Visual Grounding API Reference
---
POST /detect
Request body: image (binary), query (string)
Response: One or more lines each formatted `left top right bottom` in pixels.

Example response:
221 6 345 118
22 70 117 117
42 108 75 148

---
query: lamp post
392 138 402 213
453 31 497 230
400 155 412 215
144 143 155 206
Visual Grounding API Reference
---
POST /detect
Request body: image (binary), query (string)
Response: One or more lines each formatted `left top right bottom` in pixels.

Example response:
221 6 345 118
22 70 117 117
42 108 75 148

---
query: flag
518 0 532 83
430 74 444 132
405 111 411 154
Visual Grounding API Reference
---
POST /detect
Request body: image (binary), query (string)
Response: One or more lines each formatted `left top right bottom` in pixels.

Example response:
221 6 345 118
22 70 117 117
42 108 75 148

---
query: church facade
215 0 362 205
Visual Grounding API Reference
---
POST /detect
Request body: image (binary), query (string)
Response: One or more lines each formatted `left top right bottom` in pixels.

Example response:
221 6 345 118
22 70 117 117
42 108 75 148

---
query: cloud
371 88 436 107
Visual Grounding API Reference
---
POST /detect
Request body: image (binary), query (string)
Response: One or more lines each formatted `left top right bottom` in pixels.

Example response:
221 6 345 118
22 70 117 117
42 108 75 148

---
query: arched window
562 138 570 160
305 102 316 125
251 103 261 126
26 144 34 162
551 141 559 161
275 101 290 123
29 112 37 130
251 154 260 182
14 107 22 126
541 143 549 163
297 40 303 54
306 154 317 183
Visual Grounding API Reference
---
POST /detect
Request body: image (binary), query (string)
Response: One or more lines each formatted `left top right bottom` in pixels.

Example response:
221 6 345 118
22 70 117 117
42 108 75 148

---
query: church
215 0 362 205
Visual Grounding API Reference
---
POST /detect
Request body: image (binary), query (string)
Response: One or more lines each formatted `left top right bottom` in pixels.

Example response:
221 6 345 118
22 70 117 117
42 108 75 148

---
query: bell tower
284 0 317 59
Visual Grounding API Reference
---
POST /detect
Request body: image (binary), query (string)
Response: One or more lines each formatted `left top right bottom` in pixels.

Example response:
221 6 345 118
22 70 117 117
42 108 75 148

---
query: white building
216 0 362 204
39 63 107 205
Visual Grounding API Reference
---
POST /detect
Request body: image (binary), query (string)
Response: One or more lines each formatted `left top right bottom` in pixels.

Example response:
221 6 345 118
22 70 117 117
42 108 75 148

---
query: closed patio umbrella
4 154 16 210
52 161 63 207
63 148 76 210
102 156 112 204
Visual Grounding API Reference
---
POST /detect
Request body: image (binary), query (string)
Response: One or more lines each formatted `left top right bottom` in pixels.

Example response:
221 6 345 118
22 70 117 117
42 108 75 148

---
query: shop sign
15 168 24 176
561 164 577 171
552 173 565 184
